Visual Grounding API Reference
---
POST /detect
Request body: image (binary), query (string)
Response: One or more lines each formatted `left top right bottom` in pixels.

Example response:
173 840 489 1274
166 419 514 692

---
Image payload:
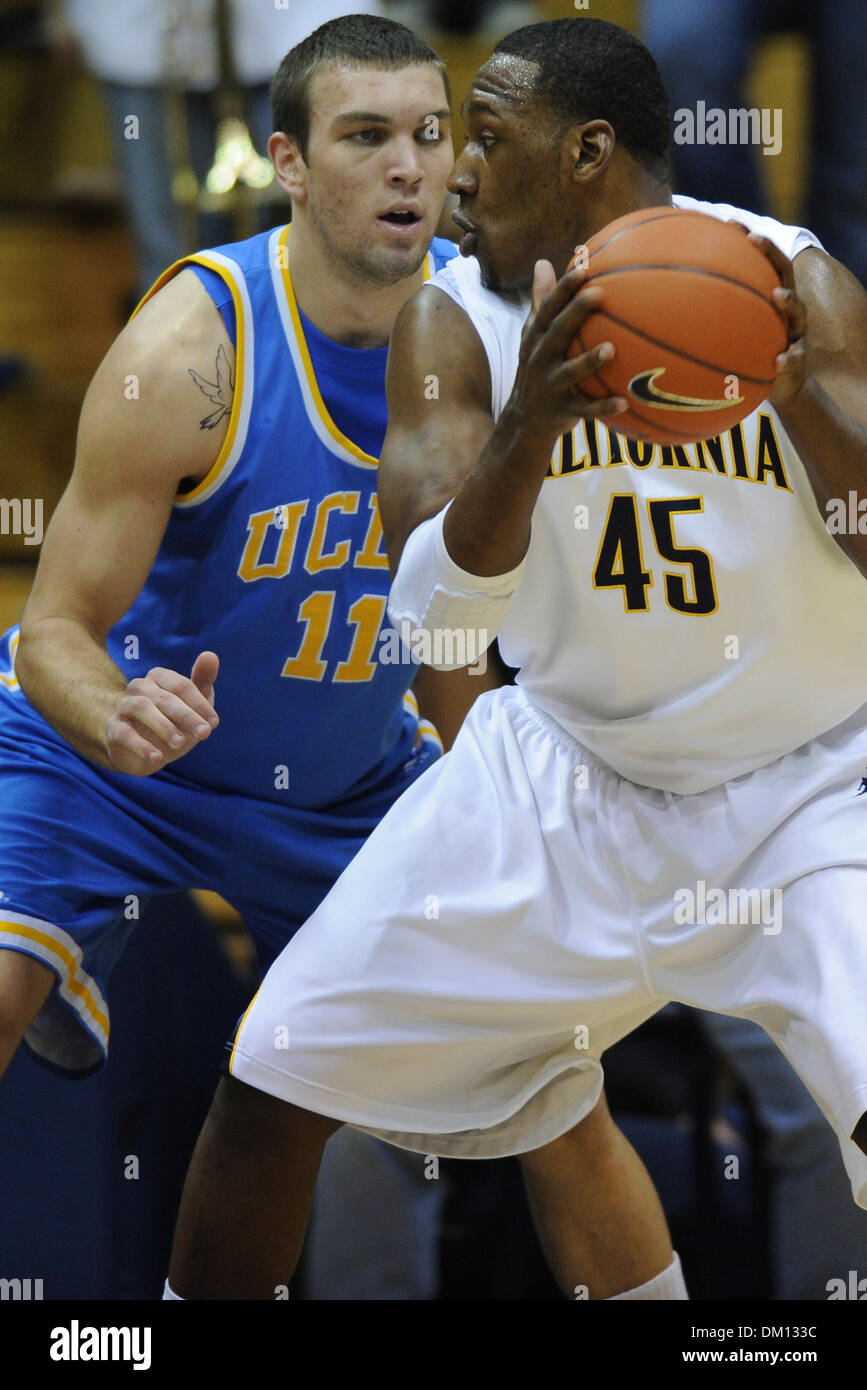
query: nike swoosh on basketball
628 368 744 411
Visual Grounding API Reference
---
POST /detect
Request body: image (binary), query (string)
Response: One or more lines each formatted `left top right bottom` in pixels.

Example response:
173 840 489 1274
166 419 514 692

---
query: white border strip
0 909 109 1054
268 228 377 471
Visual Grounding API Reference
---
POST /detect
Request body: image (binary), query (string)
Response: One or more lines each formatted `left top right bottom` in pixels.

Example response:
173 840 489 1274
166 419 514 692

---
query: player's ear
270 132 308 202
564 120 615 186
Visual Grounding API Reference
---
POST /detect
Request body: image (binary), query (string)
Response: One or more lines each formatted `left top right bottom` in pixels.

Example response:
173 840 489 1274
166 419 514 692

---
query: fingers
727 219 795 291
118 688 205 748
746 230 794 291
771 284 807 345
542 284 606 361
104 712 168 773
528 262 588 338
515 260 627 428
530 259 557 315
145 666 219 728
190 650 220 705
104 663 220 776
551 353 628 417
728 220 805 352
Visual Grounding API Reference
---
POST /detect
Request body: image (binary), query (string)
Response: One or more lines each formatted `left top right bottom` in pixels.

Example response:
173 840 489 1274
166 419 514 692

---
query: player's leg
226 754 449 1302
521 1089 680 1300
169 686 673 1299
168 1074 341 1300
0 698 236 1078
0 950 54 1078
685 865 867 1205
169 1078 681 1302
641 707 867 1215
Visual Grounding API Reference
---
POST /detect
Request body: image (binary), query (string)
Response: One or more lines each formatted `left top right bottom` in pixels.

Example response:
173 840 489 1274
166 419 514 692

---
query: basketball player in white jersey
166 18 867 1299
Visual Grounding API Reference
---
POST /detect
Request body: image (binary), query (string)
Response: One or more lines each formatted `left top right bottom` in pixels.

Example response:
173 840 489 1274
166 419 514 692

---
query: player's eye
463 132 494 151
349 129 382 144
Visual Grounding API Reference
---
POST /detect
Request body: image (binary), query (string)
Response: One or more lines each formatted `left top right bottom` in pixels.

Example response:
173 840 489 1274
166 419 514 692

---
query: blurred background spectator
59 0 386 297
644 0 867 285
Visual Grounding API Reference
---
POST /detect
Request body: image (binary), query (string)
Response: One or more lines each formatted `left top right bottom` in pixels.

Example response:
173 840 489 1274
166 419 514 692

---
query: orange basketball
567 207 788 445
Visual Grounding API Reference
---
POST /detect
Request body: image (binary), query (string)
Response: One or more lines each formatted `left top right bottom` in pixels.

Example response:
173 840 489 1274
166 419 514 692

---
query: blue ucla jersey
63 226 453 810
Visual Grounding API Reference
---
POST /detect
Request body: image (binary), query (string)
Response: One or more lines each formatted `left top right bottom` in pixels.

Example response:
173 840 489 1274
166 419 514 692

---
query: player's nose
387 134 424 184
448 160 476 197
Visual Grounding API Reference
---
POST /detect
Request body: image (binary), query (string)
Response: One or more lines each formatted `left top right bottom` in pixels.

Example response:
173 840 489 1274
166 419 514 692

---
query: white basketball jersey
428 196 867 793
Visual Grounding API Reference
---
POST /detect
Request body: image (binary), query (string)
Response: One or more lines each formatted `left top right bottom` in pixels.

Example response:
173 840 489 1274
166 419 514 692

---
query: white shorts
230 685 867 1206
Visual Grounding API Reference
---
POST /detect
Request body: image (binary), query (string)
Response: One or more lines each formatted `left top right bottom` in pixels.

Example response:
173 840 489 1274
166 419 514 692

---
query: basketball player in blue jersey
167 17 867 1301
0 16 461 1301
0 14 686 1303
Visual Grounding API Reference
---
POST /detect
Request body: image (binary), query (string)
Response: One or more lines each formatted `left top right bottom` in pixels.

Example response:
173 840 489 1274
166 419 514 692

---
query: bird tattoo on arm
189 343 235 430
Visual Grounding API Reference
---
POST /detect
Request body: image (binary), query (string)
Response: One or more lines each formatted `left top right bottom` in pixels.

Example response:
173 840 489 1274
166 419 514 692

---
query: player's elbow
14 616 44 701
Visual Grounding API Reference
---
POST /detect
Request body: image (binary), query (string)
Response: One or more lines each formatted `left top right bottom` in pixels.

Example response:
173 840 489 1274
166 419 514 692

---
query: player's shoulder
126 264 231 358
191 225 282 277
142 226 282 324
395 265 476 352
424 251 487 341
390 272 490 408
80 263 234 483
672 193 823 261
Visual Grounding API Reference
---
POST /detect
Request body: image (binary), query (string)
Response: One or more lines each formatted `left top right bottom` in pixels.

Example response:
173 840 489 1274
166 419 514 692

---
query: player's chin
479 250 533 295
477 252 505 292
370 240 428 282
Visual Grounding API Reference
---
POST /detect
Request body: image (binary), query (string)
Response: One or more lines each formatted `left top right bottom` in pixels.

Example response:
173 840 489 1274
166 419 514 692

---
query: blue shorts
0 670 440 1074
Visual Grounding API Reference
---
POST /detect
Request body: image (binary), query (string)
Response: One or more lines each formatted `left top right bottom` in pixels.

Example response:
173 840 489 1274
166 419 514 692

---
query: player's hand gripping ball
567 207 788 445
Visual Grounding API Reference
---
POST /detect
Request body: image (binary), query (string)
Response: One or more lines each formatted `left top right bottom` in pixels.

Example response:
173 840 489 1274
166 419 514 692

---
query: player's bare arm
379 265 626 577
16 269 229 774
412 642 512 750
736 230 867 579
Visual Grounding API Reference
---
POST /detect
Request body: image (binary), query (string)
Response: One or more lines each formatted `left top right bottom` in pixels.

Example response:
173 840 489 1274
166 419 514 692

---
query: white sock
607 1251 688 1300
162 1279 184 1300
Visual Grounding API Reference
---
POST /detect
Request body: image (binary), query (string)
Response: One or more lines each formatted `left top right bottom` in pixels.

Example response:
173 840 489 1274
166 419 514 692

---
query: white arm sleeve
387 503 526 671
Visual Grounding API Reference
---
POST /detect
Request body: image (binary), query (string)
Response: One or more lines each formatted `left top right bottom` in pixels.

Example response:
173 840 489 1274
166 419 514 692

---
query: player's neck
286 224 428 350
583 170 672 242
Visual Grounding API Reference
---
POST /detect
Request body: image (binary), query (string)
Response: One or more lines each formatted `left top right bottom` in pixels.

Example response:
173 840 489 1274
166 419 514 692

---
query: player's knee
0 950 54 1074
209 1072 343 1152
